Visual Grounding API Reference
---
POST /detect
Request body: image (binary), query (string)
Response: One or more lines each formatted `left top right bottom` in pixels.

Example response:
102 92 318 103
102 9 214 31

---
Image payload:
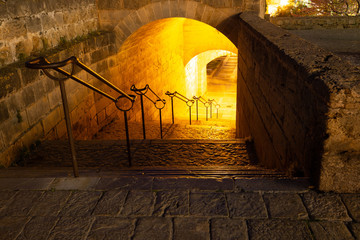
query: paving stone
16 216 58 240
210 218 247 240
95 177 152 190
234 178 310 192
87 217 136 240
59 191 102 216
133 217 172 240
48 216 94 240
226 192 267 218
247 220 312 240
174 217 210 240
350 223 360 238
341 194 360 222
0 191 43 216
93 190 128 215
263 193 308 219
190 192 228 216
0 216 29 240
301 192 352 221
309 221 354 240
153 190 189 216
50 177 100 190
0 178 54 190
153 177 233 190
29 190 71 216
0 191 17 211
120 191 155 216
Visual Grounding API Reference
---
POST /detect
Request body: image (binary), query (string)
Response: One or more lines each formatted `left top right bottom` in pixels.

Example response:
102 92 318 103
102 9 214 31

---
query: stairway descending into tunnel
17 55 288 179
19 117 288 179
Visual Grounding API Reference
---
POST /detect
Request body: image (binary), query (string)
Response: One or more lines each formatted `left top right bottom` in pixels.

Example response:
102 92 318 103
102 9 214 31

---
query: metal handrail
25 56 136 176
193 96 211 121
165 91 194 125
131 84 166 139
208 99 221 119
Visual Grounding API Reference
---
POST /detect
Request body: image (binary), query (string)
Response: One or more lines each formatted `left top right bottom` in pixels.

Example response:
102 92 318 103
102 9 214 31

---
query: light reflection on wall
185 50 235 98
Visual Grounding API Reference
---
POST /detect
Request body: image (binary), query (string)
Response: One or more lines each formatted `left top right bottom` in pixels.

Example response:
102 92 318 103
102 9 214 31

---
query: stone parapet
270 16 360 30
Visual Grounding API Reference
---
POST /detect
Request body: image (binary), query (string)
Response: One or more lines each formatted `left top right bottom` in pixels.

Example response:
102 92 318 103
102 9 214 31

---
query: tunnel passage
110 18 238 123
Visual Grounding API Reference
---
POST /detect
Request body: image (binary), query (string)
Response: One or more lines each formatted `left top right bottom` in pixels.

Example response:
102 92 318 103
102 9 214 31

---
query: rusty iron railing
165 91 194 125
25 56 136 176
130 84 166 139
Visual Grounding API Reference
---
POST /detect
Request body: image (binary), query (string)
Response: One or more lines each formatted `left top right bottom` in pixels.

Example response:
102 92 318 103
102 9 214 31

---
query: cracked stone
227 192 267 218
211 218 247 240
0 216 29 240
48 216 93 240
190 192 227 216
0 191 43 216
29 191 71 216
301 193 351 221
341 194 360 222
16 216 58 240
120 191 155 216
309 221 353 240
248 220 312 240
350 223 360 239
93 190 128 215
59 191 102 216
153 190 189 216
263 193 308 219
87 217 136 240
133 217 172 240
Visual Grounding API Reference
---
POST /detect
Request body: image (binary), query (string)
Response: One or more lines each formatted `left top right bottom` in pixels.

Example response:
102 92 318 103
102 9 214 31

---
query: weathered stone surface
50 177 100 190
133 217 172 240
153 190 189 216
0 191 43 216
95 177 152 190
93 190 128 215
211 218 247 240
309 221 354 240
263 193 308 219
0 178 54 190
16 216 58 240
301 193 351 221
350 223 360 239
0 216 29 240
29 190 71 216
234 178 309 192
48 216 93 240
153 177 233 190
227 192 267 218
59 191 102 216
341 194 360 222
190 192 227 216
87 217 136 240
0 191 17 210
174 217 210 240
248 220 312 240
120 191 155 216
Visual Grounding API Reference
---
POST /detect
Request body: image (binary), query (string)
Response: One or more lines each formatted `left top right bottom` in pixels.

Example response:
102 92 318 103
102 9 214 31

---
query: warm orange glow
267 0 291 15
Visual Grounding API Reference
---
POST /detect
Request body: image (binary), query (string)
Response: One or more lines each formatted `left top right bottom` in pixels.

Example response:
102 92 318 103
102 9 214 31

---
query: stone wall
237 12 360 192
0 0 98 67
270 16 360 30
0 32 121 166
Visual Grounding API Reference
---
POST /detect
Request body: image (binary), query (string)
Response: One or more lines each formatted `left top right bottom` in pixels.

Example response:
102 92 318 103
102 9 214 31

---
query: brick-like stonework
237 12 360 192
270 16 360 30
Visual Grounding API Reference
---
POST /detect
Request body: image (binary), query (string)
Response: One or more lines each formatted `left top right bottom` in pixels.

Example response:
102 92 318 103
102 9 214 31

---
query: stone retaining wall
270 16 360 30
0 0 98 67
237 12 360 192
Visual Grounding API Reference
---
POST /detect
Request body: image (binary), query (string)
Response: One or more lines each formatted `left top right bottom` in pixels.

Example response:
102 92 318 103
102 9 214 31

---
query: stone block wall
270 16 360 30
0 31 122 167
0 0 98 67
237 12 360 192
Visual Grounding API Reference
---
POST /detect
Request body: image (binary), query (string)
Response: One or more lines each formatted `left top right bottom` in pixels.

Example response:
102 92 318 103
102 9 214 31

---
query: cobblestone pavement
0 176 359 240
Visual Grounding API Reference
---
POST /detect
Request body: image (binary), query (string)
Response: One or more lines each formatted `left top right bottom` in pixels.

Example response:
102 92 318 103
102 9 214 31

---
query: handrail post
123 111 131 167
196 99 199 120
189 106 192 125
59 81 79 177
171 96 174 124
210 101 213 119
206 106 208 121
140 95 146 139
159 109 163 139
